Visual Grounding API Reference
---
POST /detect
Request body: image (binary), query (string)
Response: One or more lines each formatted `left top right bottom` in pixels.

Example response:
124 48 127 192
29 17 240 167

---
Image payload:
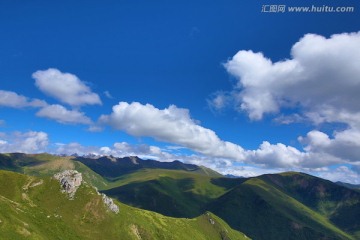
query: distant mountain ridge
74 155 222 178
336 181 360 191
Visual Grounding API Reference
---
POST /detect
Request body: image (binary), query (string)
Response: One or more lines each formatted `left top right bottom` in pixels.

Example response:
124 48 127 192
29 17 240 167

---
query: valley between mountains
0 153 359 240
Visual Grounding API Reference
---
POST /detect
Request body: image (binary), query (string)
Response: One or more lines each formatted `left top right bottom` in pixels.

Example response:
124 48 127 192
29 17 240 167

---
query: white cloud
273 114 303 125
207 91 231 112
54 141 174 160
0 89 93 126
204 31 360 173
0 131 49 153
220 165 283 178
220 31 360 123
242 140 341 169
54 142 99 156
87 125 103 132
221 164 360 184
33 68 102 107
0 90 47 108
97 101 358 171
100 102 246 160
36 104 92 125
104 91 113 99
245 141 307 168
300 129 360 163
314 166 360 185
111 142 172 159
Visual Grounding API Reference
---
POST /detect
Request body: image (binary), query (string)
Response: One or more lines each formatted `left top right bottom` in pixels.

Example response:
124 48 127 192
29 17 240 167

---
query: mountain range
0 153 359 239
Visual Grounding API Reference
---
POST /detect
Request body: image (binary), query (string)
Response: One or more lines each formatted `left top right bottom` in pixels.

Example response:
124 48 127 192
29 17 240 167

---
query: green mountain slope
1 153 359 240
0 170 248 240
210 176 355 240
102 168 232 217
0 153 110 189
259 172 360 238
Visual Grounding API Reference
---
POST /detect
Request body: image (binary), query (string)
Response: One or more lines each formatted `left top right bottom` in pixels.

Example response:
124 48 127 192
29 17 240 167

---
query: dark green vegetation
1 153 360 239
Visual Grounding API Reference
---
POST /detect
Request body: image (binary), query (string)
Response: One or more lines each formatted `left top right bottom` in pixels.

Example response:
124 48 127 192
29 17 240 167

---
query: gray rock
101 193 119 214
54 170 82 199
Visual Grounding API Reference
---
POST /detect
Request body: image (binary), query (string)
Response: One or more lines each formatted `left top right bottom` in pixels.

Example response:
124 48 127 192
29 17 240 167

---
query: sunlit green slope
0 170 249 240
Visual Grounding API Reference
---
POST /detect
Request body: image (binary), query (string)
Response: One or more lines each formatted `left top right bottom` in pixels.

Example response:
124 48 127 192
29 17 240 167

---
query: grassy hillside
0 170 248 240
210 176 354 240
1 153 359 240
259 172 360 238
102 168 237 217
0 153 111 189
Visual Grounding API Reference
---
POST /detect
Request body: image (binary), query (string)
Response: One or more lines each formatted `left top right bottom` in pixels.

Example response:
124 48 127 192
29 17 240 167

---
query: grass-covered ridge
0 170 248 240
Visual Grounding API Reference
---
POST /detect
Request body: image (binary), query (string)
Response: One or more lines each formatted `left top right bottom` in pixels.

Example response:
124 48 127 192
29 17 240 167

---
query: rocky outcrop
54 170 118 213
54 170 82 199
101 193 119 214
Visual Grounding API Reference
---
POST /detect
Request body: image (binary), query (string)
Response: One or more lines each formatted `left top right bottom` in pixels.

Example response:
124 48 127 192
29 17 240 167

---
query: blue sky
1 0 360 183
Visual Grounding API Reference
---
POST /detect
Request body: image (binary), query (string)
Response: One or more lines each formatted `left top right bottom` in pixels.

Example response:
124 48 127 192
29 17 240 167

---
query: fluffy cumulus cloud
243 141 343 169
1 68 100 126
206 31 360 175
314 166 360 185
0 131 49 153
299 129 360 164
0 89 93 125
245 141 307 168
0 90 47 108
100 102 246 160
36 104 92 125
33 68 102 107
97 100 359 175
221 31 360 122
